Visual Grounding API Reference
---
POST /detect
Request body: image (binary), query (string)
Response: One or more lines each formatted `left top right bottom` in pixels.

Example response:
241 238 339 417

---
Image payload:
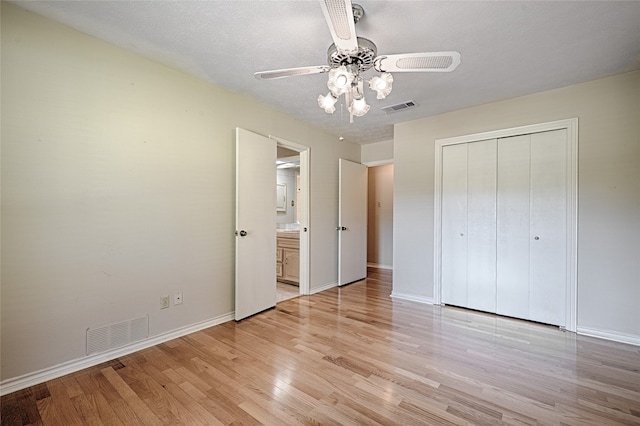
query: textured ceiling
11 0 640 144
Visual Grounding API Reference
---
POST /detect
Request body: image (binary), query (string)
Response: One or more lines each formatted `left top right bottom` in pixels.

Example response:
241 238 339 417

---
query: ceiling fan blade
375 51 461 73
254 66 331 80
319 0 359 53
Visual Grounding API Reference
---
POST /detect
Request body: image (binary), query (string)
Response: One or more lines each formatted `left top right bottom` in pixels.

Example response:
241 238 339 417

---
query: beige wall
1 3 360 382
367 165 394 268
394 71 640 342
361 140 393 165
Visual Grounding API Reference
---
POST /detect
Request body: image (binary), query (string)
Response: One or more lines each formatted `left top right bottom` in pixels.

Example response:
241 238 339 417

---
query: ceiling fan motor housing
327 37 377 73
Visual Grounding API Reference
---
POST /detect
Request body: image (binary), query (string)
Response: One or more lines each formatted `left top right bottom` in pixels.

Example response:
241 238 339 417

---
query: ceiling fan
254 0 461 122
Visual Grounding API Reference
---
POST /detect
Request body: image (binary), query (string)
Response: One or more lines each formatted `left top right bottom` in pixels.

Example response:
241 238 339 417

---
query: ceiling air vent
381 101 418 114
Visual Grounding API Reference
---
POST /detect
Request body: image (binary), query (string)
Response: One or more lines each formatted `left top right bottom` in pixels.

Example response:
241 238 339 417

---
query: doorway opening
366 163 394 271
274 137 310 302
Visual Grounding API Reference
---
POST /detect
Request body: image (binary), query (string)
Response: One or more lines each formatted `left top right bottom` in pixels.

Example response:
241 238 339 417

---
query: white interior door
338 159 367 286
436 119 577 330
467 139 497 312
496 131 567 326
442 140 497 311
235 128 276 321
441 144 468 306
529 129 567 326
496 134 532 319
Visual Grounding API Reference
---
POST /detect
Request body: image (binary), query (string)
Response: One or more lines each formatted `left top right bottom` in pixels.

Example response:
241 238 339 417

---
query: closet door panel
529 129 568 326
441 144 468 307
496 135 531 319
466 139 497 312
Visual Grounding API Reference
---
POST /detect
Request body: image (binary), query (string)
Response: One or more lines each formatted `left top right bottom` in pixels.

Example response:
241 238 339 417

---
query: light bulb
336 74 348 88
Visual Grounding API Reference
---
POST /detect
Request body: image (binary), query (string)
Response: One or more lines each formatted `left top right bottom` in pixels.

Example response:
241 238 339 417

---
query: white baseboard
367 263 393 270
576 326 640 347
390 291 434 305
310 281 337 295
0 312 234 396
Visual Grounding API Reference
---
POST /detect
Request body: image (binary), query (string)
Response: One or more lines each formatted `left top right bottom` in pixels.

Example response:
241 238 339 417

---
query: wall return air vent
381 100 417 114
86 315 149 355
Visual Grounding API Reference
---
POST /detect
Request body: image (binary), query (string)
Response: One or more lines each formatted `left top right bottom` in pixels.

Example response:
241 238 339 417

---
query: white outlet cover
174 292 183 305
160 295 170 309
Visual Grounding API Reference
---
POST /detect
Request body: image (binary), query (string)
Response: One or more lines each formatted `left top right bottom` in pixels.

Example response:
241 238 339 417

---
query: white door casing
235 128 277 321
338 159 368 286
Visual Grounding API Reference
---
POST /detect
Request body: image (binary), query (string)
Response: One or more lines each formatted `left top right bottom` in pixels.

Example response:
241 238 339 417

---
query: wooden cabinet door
282 248 300 283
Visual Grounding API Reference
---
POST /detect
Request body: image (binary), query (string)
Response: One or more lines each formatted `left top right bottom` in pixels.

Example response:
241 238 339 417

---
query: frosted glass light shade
369 72 393 99
349 97 370 117
327 66 354 97
317 92 338 113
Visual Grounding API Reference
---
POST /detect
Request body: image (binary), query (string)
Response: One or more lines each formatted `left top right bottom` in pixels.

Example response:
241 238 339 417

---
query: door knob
534 236 540 240
341 226 347 231
237 230 247 237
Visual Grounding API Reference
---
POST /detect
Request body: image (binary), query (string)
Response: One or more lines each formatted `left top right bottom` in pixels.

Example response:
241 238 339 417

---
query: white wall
394 71 640 342
367 165 394 268
0 3 360 383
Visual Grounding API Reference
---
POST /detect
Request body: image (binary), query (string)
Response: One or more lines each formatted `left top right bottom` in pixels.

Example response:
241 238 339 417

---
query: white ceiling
12 0 640 144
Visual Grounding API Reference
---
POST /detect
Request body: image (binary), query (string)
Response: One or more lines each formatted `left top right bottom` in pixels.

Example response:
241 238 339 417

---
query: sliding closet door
441 144 468 307
466 140 497 312
529 130 567 326
496 135 531 319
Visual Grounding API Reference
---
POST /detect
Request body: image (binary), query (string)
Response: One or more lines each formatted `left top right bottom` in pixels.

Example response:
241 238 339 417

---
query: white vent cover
381 100 417 114
86 315 148 355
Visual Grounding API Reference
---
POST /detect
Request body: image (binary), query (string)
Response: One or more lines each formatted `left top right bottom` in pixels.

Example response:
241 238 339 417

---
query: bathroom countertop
276 229 300 239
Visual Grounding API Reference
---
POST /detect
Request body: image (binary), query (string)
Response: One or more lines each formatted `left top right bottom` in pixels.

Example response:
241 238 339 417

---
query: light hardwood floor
2 268 639 425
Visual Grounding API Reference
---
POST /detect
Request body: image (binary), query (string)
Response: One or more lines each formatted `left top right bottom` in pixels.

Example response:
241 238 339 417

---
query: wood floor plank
3 267 640 425
35 380 84 426
99 367 163 425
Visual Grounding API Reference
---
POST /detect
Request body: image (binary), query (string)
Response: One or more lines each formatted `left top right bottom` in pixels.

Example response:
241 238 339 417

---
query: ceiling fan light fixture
349 96 370 117
369 72 393 99
255 3 461 124
317 92 338 113
327 66 354 96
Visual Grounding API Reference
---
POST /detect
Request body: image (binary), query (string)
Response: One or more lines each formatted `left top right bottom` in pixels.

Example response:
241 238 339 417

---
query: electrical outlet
174 292 183 305
160 295 170 309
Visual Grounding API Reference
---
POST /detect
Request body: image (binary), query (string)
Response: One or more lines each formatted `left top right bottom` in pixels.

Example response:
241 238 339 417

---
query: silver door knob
534 236 540 240
238 230 247 237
